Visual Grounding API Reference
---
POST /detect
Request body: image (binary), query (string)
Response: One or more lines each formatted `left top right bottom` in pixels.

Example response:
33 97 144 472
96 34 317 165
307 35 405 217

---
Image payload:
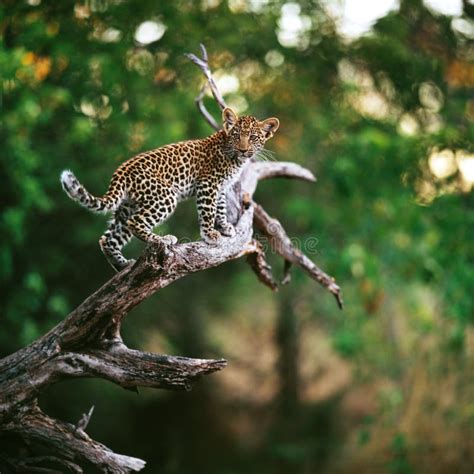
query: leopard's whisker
257 149 277 162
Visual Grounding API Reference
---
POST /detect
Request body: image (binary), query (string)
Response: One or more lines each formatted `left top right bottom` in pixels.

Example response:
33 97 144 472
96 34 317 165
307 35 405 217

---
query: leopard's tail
60 170 123 213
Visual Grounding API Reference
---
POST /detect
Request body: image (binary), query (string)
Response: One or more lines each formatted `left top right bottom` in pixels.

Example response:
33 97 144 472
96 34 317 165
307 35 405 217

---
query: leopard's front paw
149 234 178 246
219 223 236 237
161 234 178 245
203 229 222 244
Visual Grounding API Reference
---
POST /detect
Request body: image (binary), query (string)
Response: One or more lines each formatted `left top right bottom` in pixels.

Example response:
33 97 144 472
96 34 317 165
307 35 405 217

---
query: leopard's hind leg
126 180 178 245
99 204 134 271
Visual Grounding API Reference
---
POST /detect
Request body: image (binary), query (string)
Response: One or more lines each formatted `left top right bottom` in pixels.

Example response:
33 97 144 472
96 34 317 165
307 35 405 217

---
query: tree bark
0 45 343 473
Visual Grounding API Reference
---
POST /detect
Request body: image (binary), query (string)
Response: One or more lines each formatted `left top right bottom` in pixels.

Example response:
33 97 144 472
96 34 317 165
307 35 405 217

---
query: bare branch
185 43 228 129
54 349 227 391
185 44 227 111
253 202 344 308
4 407 146 474
195 85 221 131
75 405 94 432
253 161 317 183
1 159 333 471
246 239 278 291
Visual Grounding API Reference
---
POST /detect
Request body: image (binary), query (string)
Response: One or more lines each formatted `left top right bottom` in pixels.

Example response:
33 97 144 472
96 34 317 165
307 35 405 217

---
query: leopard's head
222 108 279 161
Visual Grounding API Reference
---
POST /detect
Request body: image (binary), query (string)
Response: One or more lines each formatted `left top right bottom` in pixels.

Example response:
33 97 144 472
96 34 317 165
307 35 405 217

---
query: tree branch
4 407 146 473
54 349 227 391
0 44 342 473
253 202 344 308
195 84 221 131
185 43 227 129
185 44 227 111
246 239 278 291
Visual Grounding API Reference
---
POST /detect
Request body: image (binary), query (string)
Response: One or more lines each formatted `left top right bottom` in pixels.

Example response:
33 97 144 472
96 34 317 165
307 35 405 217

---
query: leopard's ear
222 107 238 134
259 117 280 140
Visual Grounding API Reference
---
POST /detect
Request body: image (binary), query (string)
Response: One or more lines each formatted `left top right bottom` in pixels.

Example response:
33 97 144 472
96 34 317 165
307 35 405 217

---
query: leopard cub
61 108 279 271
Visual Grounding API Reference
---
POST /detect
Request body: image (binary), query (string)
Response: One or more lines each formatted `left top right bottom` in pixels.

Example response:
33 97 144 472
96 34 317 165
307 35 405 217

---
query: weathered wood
0 159 339 472
0 45 343 473
185 43 227 126
3 406 146 473
253 202 344 308
246 239 278 291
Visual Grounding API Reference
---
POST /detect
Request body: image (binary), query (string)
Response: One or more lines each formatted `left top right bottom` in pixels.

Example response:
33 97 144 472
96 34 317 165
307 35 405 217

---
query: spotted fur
60 108 279 271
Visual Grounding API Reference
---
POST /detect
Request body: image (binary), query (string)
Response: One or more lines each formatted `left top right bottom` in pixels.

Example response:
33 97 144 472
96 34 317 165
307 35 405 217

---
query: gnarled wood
0 45 342 473
253 202 343 308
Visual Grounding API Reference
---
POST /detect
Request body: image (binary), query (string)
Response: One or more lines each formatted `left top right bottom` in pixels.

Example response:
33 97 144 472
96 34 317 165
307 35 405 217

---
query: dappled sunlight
207 70 250 112
125 48 155 75
213 70 240 95
322 0 399 39
338 60 398 121
226 95 249 114
200 0 221 10
419 81 444 112
337 60 448 134
277 2 312 49
350 90 391 120
457 150 474 184
264 49 285 68
134 20 166 45
424 0 463 16
93 26 122 43
451 17 474 38
227 0 271 13
429 148 457 179
417 148 474 203
74 3 90 19
398 113 420 135
79 94 112 120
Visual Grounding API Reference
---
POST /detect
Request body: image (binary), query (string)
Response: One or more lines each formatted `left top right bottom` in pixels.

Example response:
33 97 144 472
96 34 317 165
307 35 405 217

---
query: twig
195 85 220 131
185 44 227 110
75 405 94 432
185 43 228 130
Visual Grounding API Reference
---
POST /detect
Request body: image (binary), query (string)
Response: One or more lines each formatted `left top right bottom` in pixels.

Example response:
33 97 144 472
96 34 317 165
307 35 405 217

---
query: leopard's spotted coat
61 108 279 271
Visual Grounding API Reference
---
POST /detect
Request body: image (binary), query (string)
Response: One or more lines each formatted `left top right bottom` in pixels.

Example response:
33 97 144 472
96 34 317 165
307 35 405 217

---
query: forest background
1 0 473 472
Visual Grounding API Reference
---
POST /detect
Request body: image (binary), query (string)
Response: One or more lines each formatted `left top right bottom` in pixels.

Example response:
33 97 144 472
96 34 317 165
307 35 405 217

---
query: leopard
60 107 279 271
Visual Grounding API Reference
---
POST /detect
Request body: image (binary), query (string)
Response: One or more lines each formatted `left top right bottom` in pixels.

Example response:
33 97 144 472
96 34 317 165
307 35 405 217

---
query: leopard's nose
237 147 248 153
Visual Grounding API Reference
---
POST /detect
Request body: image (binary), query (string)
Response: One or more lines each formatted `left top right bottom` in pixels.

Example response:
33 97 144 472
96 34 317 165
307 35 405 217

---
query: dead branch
253 203 344 308
0 45 342 473
194 84 220 131
4 406 146 473
185 43 227 125
246 239 278 291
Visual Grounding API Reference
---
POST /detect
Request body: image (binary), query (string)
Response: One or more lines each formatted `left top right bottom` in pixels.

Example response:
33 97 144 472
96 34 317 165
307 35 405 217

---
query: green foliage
389 433 414 474
332 325 363 357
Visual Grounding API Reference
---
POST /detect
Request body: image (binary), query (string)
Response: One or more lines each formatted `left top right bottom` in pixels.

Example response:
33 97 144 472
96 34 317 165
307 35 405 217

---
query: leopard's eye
250 133 258 140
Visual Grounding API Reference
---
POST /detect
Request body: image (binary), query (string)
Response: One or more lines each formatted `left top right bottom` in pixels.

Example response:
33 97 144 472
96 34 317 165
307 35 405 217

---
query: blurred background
1 0 473 472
